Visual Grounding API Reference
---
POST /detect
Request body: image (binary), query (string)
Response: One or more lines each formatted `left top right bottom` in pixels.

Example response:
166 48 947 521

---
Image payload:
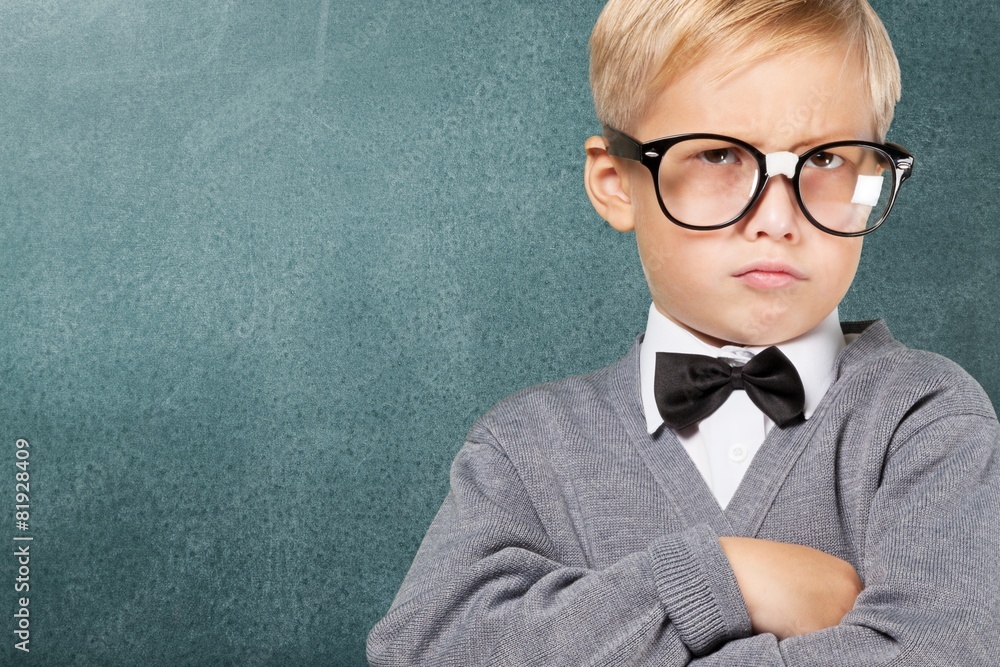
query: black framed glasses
604 126 914 237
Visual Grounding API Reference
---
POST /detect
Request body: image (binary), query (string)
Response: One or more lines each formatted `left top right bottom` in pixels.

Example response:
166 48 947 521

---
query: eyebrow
784 130 876 153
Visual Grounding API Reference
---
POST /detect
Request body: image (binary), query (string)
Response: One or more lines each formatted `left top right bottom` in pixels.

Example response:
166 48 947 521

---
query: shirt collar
639 304 846 434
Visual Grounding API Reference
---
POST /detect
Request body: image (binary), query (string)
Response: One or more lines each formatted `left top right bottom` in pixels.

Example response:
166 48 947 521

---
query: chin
724 321 802 348
729 304 815 346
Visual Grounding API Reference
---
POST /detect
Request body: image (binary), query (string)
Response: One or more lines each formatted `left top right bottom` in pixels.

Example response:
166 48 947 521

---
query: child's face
587 46 875 346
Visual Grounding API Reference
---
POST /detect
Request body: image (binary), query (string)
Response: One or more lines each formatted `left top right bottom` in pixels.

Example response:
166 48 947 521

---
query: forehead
638 46 876 151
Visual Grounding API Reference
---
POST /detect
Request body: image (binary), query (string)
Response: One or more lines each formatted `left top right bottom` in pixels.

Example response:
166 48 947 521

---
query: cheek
632 188 712 283
636 226 678 278
637 236 731 329
634 220 707 301
819 241 864 296
633 195 673 280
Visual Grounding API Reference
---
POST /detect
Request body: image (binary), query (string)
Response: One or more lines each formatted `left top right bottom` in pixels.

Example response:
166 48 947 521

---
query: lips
733 260 806 289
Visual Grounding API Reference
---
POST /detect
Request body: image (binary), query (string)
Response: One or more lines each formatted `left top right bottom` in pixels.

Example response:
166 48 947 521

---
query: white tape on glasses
851 174 884 207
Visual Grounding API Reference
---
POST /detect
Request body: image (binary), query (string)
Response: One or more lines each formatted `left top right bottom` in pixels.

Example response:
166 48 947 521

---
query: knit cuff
649 525 751 655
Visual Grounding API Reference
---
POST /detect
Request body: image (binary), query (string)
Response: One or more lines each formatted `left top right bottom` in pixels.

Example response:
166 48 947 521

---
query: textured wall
0 1 996 665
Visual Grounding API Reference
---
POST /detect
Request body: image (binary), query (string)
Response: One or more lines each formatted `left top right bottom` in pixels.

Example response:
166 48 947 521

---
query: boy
368 0 1000 664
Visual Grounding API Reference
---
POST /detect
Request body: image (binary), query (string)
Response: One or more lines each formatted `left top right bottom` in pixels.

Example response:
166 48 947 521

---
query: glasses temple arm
602 126 643 161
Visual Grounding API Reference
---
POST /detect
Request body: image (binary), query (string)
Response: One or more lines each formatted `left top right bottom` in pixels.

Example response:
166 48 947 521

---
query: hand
718 537 863 639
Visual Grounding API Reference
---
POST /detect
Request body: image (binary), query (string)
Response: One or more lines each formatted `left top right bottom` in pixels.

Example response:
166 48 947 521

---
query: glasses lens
657 138 758 227
798 145 895 234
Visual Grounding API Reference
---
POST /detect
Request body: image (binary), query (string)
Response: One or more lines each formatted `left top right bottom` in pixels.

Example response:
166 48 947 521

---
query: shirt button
728 444 748 463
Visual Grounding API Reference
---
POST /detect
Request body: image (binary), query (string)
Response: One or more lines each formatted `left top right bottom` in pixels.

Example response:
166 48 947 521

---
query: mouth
733 261 806 289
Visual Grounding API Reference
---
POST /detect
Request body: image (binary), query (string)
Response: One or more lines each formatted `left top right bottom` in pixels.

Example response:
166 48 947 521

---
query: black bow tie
654 347 805 431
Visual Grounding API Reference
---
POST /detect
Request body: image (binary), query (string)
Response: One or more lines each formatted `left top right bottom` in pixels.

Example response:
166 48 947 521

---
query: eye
807 151 844 169
698 148 739 165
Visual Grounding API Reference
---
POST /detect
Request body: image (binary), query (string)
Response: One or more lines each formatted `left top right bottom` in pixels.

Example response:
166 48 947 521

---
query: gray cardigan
368 321 1000 666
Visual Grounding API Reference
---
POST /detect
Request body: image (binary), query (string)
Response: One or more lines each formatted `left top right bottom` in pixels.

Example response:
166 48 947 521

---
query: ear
584 135 635 232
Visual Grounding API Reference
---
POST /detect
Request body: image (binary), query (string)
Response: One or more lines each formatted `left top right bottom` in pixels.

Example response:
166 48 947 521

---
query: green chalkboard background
0 1 996 665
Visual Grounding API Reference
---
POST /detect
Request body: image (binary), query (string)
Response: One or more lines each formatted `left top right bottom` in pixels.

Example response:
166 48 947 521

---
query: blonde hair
589 0 901 139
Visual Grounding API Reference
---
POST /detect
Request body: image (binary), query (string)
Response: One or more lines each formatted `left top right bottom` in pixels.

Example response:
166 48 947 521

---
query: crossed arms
368 397 1000 665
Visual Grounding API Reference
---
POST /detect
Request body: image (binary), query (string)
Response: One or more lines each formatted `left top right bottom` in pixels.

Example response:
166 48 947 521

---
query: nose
741 153 804 241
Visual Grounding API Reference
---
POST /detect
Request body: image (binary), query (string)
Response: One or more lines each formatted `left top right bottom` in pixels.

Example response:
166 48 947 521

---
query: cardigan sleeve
366 437 751 666
688 412 1000 667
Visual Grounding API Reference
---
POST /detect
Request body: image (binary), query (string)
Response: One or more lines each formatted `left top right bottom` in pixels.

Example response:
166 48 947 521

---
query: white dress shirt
639 304 847 509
